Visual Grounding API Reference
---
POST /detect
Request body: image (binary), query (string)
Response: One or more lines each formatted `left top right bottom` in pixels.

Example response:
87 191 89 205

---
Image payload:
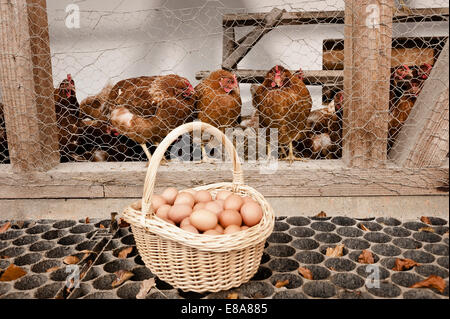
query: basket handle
141 121 244 215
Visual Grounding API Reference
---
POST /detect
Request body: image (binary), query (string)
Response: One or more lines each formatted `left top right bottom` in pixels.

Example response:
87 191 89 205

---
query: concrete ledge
1 195 448 220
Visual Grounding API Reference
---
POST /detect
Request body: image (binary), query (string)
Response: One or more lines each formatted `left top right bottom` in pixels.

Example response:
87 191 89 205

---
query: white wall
46 0 449 114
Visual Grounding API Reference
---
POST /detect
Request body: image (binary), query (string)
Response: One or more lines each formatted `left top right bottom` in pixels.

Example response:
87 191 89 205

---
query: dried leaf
275 280 289 288
136 278 156 299
410 275 446 293
0 255 10 260
419 227 435 233
46 266 60 273
118 247 133 259
0 264 27 281
99 224 106 229
0 222 11 234
226 293 239 299
63 255 80 265
85 217 90 224
119 218 130 228
315 211 327 218
392 258 421 271
11 221 25 229
112 270 134 288
359 224 369 231
420 216 431 225
326 244 344 257
298 267 313 280
358 250 375 264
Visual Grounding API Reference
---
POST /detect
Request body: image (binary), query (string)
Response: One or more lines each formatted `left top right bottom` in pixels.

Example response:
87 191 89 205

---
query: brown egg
214 224 224 234
204 201 223 216
216 190 232 201
214 199 225 209
156 204 171 220
163 218 176 226
224 194 244 211
189 209 218 232
193 202 207 211
242 196 256 204
180 217 191 227
218 209 242 228
203 229 222 235
195 190 212 203
224 224 241 234
168 204 193 224
174 192 195 208
240 202 263 227
151 195 167 211
180 224 199 234
161 187 178 205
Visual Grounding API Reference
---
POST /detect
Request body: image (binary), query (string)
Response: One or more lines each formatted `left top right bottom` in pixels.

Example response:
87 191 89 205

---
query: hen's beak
274 75 283 87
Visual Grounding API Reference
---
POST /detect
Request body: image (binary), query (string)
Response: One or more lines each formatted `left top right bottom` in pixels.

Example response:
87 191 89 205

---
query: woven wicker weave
123 122 275 293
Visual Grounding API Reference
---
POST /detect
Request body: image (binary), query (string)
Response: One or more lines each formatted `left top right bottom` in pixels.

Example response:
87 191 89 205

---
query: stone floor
0 215 448 299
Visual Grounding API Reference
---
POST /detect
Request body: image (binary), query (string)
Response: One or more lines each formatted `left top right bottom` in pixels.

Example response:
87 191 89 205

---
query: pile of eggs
150 188 263 235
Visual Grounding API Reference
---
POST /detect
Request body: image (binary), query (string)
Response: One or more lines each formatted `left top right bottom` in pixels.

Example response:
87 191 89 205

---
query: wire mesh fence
0 0 448 170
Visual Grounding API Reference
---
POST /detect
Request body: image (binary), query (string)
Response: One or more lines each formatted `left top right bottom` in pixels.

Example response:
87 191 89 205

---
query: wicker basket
123 122 275 293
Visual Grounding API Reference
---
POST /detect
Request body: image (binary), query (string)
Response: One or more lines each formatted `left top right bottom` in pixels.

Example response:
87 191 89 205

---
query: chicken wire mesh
0 0 448 167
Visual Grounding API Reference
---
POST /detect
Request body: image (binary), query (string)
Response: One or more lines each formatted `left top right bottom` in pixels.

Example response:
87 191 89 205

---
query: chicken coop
0 0 448 219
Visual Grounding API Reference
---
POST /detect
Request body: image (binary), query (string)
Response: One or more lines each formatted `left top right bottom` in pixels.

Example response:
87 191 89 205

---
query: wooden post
222 25 236 66
390 40 449 168
0 0 59 172
342 0 394 168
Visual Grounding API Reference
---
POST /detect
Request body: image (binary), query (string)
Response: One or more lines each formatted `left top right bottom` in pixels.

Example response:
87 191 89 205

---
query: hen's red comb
67 74 72 81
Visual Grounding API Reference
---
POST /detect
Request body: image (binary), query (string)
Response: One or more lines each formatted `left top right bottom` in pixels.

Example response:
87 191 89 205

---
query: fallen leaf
275 280 289 288
119 218 130 228
85 217 90 224
358 250 375 264
419 227 435 233
298 267 313 280
226 293 239 299
420 216 431 225
63 255 80 265
0 222 11 234
80 250 96 260
99 224 106 229
118 247 133 259
0 264 27 281
410 275 446 293
392 258 421 271
359 224 369 231
46 266 60 273
315 211 327 218
326 244 344 257
11 221 25 229
112 270 134 288
136 278 156 299
0 255 10 259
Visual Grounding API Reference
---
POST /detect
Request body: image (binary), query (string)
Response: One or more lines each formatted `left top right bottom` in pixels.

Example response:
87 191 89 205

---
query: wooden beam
196 69 343 85
390 39 449 168
222 8 285 70
223 7 448 27
222 25 236 65
342 0 393 168
0 0 59 172
0 161 448 198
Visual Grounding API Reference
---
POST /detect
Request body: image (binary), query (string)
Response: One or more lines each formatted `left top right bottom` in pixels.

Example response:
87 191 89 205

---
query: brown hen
253 65 312 162
108 74 196 150
194 69 241 161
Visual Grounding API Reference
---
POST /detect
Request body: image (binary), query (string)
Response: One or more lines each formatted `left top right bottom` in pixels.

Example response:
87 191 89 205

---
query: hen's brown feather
194 69 242 131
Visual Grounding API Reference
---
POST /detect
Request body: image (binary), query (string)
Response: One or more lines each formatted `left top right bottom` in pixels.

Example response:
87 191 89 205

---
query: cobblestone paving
0 216 448 299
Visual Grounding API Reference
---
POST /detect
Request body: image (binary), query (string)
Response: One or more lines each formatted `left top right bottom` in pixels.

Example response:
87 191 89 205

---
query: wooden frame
0 0 59 172
0 1 448 205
